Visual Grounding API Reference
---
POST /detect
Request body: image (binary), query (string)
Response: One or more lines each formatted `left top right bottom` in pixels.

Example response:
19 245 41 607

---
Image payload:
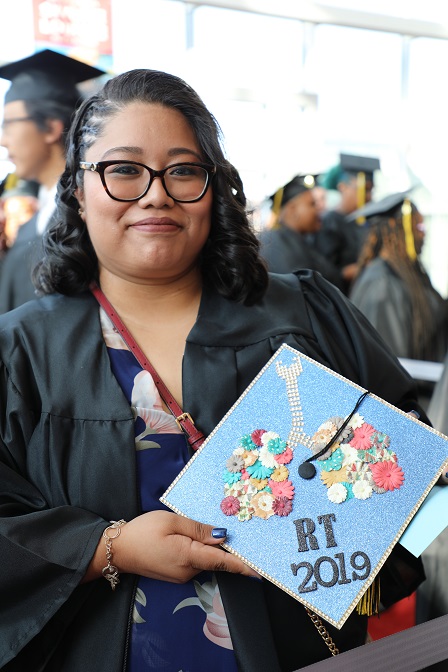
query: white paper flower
353 479 373 500
233 446 245 456
260 431 279 446
341 444 361 468
348 413 364 429
258 445 277 468
327 483 348 504
224 481 245 497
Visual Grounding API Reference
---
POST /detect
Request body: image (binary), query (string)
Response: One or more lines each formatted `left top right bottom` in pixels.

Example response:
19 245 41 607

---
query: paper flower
250 477 268 490
267 437 288 454
270 465 289 482
251 492 275 519
258 445 278 469
240 434 258 450
327 483 348 503
246 461 274 480
221 496 240 516
242 450 258 467
269 479 294 500
350 423 375 450
348 413 364 429
226 455 244 473
371 431 391 450
251 429 266 446
319 447 344 471
260 431 279 447
341 444 362 468
274 447 293 464
320 468 347 487
223 469 241 485
273 496 293 517
352 479 373 500
369 461 404 491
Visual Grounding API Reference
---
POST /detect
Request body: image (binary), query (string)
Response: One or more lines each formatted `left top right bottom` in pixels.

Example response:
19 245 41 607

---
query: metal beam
180 0 448 40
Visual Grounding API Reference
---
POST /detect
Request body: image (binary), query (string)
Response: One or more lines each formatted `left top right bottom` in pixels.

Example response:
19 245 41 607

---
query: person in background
0 48 104 312
1 176 39 245
0 68 425 672
311 182 327 220
312 153 380 292
258 173 343 289
349 191 448 364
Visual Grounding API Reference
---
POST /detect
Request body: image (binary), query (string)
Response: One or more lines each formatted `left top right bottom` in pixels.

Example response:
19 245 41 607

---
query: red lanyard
90 282 205 451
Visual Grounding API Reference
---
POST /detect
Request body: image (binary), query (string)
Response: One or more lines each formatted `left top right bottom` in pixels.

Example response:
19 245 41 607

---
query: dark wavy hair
33 69 268 305
356 202 435 359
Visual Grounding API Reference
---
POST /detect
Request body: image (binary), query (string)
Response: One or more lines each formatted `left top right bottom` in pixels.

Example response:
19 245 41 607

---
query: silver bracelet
102 519 126 590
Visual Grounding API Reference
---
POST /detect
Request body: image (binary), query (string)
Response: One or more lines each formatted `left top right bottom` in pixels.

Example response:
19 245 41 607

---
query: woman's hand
84 510 259 584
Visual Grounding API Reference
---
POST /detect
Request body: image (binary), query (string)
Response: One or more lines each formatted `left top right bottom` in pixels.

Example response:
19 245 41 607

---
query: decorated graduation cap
0 49 105 107
348 190 417 260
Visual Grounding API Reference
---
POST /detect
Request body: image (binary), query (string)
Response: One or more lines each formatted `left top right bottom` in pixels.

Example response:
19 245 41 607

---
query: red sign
33 0 112 54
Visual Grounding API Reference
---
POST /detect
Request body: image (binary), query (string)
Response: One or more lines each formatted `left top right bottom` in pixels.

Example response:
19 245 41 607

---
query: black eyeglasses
1 116 35 131
79 160 216 203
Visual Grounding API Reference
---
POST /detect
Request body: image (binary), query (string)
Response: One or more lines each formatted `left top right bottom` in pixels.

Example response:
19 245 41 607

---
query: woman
350 192 448 363
0 70 425 671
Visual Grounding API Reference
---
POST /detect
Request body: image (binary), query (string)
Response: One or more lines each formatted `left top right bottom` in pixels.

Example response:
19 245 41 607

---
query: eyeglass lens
103 163 209 202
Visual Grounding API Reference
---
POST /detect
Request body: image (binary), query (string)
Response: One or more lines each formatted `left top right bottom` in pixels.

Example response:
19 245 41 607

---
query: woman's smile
128 216 182 232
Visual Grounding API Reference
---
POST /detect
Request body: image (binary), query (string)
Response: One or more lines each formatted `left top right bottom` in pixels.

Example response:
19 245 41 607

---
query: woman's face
77 101 213 285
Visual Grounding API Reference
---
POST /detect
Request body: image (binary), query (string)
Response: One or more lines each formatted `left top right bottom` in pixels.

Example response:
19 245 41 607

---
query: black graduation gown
258 225 344 290
0 215 42 314
0 271 425 671
349 258 448 362
312 210 366 271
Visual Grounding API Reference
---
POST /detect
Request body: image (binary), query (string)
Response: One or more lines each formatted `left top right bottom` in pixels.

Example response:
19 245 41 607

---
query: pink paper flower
269 479 295 500
369 461 404 491
273 496 293 516
274 447 293 464
251 429 266 446
220 496 241 516
241 468 250 480
350 423 375 450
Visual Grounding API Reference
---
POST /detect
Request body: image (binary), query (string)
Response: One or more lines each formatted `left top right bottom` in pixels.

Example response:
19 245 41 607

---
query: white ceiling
182 0 448 40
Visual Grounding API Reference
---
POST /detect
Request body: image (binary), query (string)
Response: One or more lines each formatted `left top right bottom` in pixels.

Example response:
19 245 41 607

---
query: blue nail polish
211 528 227 539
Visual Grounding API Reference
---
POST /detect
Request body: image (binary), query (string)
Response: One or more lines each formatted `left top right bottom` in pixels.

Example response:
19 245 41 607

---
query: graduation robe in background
258 225 343 290
349 258 448 362
0 215 42 313
0 271 425 672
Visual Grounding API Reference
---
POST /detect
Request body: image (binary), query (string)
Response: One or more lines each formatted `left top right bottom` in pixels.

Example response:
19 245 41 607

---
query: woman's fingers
115 510 260 582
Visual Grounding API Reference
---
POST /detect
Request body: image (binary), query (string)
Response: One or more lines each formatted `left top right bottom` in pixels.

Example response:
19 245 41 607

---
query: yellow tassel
268 187 284 230
355 171 366 226
356 577 381 616
401 199 417 261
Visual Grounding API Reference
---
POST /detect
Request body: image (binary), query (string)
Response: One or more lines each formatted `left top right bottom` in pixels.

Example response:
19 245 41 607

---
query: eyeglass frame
79 160 216 203
1 116 35 131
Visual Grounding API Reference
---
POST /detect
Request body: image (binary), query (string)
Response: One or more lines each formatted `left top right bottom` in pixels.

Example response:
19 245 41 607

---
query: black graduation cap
269 173 318 210
339 153 380 177
347 190 417 259
346 191 412 223
0 49 105 106
323 154 380 191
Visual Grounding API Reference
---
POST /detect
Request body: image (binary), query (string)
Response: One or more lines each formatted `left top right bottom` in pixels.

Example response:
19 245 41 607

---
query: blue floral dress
100 308 238 672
